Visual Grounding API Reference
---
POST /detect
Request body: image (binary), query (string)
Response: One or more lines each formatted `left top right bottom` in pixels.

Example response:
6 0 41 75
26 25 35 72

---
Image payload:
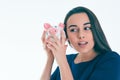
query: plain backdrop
0 0 120 80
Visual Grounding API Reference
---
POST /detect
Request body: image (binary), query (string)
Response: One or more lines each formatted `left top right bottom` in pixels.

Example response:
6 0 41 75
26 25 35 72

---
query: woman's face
66 13 95 54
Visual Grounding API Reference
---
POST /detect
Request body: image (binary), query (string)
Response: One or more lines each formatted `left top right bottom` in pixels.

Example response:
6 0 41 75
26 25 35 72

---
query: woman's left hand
46 30 68 64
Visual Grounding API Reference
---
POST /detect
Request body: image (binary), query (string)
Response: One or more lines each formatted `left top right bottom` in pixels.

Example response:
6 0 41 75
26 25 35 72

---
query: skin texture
40 13 97 80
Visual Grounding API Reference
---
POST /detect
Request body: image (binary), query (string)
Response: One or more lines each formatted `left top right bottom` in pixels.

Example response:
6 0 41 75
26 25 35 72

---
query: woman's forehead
66 13 90 26
67 13 89 22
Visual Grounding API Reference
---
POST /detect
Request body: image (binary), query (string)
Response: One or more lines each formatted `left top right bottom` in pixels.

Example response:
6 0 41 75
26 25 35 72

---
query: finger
47 38 59 48
49 34 60 46
47 43 56 52
46 36 55 43
61 30 66 44
41 30 46 43
41 31 49 50
64 45 68 50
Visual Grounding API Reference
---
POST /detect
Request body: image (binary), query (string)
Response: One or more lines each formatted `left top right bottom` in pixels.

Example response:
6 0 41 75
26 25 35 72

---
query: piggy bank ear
59 23 64 29
44 23 51 30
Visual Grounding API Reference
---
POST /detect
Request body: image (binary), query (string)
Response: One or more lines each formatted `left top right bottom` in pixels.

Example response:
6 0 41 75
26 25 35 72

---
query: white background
0 0 120 80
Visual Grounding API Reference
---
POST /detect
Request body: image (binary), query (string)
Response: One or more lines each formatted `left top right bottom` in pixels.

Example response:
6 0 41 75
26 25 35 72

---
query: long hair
64 6 112 54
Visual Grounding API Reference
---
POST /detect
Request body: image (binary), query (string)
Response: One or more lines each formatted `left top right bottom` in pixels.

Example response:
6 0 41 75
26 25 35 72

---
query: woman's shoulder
66 53 78 63
88 51 120 80
97 51 120 65
102 51 120 60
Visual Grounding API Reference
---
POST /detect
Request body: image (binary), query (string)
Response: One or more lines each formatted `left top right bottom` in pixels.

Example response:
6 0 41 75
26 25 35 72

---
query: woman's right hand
41 30 54 60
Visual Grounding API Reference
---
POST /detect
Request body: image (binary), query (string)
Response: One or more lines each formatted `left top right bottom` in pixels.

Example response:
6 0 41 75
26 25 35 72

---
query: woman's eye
70 29 78 32
84 27 91 30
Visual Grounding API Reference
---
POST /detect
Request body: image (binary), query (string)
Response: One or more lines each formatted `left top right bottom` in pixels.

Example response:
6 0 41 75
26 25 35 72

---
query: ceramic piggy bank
44 23 64 39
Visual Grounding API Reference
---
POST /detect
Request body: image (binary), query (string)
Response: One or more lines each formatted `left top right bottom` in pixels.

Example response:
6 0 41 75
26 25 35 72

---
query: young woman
40 6 120 80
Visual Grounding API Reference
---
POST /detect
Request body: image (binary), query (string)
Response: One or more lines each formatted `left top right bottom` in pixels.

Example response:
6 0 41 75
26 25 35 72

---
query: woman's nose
78 31 85 39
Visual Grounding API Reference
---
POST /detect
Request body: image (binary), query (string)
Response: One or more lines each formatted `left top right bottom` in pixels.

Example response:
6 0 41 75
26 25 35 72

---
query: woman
40 6 120 80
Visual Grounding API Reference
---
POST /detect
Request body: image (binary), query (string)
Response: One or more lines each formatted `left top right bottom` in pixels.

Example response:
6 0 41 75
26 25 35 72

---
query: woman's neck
74 50 98 64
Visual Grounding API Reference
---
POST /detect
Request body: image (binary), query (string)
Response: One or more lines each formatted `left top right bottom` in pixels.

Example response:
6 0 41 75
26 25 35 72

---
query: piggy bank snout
49 28 58 35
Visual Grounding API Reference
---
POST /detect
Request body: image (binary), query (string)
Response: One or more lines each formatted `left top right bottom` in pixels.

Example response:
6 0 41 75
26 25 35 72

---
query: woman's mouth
78 41 88 48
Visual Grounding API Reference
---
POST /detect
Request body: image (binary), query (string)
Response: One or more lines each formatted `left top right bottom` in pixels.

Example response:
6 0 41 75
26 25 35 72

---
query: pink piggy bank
44 23 64 39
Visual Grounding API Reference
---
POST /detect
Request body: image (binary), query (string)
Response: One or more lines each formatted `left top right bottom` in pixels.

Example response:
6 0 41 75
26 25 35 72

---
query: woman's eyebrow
83 22 91 25
68 22 91 29
68 25 77 29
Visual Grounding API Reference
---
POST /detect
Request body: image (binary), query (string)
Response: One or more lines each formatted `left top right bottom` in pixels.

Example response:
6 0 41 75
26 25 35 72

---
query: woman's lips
78 41 88 47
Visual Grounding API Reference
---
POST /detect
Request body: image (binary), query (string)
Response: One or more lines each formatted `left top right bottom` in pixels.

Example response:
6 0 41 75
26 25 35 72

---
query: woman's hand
43 30 74 80
41 30 54 60
40 31 55 80
46 30 67 64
